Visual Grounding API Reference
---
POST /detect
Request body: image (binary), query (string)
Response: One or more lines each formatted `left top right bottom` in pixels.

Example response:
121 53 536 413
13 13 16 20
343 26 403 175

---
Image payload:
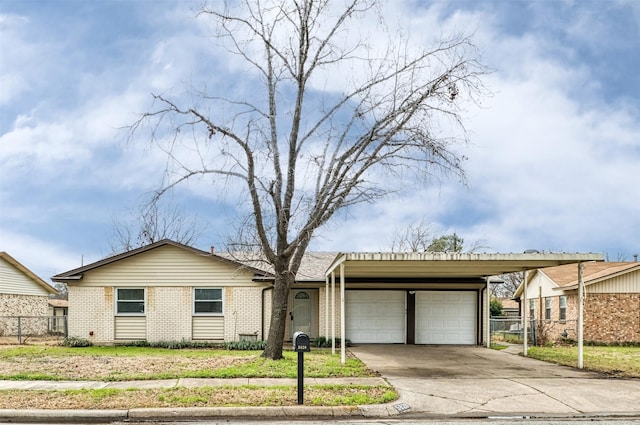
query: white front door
291 290 312 336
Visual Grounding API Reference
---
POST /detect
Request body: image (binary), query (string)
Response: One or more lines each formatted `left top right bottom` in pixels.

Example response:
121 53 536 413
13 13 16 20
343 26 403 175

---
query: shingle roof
219 251 338 282
540 261 640 288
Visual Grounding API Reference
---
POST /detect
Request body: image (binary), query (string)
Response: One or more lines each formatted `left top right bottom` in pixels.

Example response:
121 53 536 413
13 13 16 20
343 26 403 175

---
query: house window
545 297 551 320
116 288 145 315
194 288 223 315
529 299 535 319
559 295 567 321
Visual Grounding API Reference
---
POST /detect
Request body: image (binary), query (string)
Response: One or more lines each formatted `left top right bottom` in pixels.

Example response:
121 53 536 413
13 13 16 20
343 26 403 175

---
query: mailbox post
293 331 311 405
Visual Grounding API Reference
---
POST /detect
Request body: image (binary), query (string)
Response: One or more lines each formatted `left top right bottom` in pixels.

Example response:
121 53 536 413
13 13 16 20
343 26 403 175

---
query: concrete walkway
1 346 640 422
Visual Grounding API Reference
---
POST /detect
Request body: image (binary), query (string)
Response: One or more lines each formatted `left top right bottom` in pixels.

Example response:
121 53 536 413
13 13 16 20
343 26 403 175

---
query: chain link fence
0 316 67 345
490 317 578 346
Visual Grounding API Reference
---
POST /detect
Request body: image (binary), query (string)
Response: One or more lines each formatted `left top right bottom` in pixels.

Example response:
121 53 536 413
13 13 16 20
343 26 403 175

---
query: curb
0 405 399 423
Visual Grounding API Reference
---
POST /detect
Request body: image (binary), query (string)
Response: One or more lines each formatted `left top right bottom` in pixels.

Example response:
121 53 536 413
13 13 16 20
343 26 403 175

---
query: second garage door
346 290 405 343
415 291 476 344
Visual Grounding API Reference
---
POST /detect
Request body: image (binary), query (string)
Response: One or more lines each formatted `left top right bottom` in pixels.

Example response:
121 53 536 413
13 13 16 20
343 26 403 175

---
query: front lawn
0 346 374 381
0 345 395 409
527 345 640 378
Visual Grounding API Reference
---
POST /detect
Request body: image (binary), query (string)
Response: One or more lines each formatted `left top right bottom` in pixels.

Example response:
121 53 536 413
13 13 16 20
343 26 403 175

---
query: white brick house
52 240 601 346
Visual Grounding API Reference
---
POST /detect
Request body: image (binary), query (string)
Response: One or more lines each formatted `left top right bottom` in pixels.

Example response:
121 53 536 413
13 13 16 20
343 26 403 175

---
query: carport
324 252 604 363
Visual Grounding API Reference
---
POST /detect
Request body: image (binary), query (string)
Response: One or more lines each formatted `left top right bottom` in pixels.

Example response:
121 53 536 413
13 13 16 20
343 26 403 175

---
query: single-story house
1 251 57 316
51 240 602 346
1 251 58 337
514 261 640 344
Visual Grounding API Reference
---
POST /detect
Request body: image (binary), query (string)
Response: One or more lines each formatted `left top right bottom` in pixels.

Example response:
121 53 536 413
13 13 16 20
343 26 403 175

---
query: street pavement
1 345 639 422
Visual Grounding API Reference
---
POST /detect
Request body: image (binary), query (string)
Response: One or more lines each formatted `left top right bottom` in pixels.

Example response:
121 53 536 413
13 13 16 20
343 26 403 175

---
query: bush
61 336 93 347
115 339 224 349
313 336 351 348
226 340 267 350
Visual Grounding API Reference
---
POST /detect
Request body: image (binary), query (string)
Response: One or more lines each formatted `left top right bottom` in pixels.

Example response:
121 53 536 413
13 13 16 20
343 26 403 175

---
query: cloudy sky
1 0 639 284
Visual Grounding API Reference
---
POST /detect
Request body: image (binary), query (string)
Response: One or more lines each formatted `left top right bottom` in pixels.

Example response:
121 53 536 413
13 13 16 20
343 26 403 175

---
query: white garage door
346 290 405 343
415 291 476 344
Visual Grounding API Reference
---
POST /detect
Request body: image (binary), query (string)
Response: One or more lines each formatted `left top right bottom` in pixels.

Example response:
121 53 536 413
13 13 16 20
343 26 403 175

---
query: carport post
331 271 336 355
485 277 491 348
340 263 346 365
522 270 528 357
578 262 584 369
325 275 329 350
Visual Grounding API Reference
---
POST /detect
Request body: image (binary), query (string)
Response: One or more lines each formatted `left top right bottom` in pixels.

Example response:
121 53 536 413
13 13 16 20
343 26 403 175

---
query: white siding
0 257 51 296
524 271 558 299
114 316 146 340
192 316 224 340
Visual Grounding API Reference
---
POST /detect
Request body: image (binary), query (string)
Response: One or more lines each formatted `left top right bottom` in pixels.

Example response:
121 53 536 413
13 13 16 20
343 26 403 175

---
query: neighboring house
1 252 58 337
514 261 640 344
48 299 69 334
497 298 520 317
1 252 57 316
52 240 602 346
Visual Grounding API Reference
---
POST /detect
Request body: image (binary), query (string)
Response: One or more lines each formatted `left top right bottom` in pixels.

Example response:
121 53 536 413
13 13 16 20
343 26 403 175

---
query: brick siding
584 293 640 343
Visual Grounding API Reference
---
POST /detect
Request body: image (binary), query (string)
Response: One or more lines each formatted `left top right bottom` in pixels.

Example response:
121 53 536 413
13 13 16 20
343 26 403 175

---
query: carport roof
325 252 604 279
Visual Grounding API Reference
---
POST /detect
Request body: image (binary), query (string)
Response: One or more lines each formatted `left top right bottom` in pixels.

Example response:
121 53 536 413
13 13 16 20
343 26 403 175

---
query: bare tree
110 201 207 254
493 271 523 298
130 0 486 359
390 219 434 252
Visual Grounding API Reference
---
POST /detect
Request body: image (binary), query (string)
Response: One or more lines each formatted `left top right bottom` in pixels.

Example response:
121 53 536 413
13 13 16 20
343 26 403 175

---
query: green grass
527 345 640 378
0 385 397 409
0 345 251 359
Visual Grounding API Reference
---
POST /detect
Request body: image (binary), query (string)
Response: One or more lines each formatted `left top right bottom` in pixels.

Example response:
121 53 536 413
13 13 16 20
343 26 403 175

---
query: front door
291 290 312 337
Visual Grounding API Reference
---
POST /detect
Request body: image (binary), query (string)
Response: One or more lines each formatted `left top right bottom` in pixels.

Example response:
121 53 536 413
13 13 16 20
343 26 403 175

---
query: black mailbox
293 331 311 352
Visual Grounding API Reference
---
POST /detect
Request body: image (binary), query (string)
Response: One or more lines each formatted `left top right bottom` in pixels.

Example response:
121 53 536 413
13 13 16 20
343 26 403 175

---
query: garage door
346 290 405 343
415 291 476 344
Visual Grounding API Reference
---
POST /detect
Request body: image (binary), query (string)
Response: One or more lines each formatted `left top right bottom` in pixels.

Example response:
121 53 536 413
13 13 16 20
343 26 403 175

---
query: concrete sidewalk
1 346 640 422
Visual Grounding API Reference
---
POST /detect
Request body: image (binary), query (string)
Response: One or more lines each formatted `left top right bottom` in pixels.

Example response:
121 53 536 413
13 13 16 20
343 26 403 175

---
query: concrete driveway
349 344 640 418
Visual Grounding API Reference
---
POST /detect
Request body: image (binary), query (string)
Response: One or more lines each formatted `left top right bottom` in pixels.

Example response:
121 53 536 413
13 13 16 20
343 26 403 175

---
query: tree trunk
261 272 293 359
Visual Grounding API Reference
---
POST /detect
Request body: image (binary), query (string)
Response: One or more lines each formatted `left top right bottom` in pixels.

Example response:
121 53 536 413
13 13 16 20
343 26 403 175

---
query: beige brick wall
147 287 191 342
318 286 343 338
68 286 114 344
224 287 264 341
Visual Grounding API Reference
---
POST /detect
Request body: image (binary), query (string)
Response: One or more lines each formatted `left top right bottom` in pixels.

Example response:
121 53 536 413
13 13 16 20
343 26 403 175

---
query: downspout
261 285 274 341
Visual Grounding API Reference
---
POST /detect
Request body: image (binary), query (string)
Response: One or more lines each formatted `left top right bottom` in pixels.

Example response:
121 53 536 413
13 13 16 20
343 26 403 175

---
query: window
529 299 535 319
559 296 567 321
545 297 551 320
116 288 145 315
194 288 223 315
